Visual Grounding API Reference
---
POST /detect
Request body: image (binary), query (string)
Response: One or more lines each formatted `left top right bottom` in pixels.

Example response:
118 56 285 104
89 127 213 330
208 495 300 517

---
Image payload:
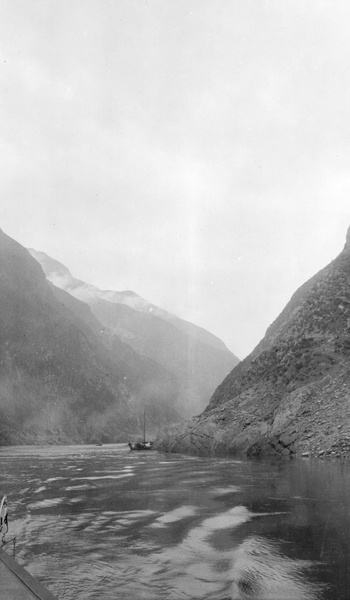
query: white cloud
1 0 350 357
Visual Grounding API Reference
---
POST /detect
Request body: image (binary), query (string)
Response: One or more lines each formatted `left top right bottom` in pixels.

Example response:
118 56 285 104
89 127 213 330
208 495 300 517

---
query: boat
128 411 154 451
0 496 57 598
128 441 153 450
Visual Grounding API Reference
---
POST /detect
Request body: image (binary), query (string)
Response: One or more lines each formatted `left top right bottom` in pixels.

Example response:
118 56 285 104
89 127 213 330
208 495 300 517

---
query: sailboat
128 411 153 451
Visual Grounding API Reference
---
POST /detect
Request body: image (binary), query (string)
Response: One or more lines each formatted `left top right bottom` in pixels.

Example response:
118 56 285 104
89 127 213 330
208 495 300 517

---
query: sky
1 0 350 359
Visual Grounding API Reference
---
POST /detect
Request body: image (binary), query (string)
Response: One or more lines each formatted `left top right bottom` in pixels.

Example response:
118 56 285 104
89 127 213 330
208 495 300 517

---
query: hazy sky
1 0 350 358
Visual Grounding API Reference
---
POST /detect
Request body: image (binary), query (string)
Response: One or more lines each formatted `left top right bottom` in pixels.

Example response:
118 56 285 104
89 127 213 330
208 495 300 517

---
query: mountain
155 227 350 459
29 249 239 416
0 228 179 444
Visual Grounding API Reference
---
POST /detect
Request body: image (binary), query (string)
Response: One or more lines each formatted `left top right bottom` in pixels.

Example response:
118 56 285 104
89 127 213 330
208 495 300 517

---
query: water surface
0 444 349 599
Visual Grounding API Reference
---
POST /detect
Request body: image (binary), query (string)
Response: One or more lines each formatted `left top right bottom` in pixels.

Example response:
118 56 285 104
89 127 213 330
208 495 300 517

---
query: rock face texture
29 249 239 416
155 227 350 458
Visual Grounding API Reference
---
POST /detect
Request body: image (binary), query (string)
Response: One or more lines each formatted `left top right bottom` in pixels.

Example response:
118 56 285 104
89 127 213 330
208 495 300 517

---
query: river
0 444 349 599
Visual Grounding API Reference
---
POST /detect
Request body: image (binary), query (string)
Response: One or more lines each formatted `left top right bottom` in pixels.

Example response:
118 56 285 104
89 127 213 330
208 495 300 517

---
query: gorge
0 228 237 445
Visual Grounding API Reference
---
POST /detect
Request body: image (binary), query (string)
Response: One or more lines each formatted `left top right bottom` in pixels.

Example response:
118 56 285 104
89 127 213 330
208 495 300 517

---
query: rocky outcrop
155 226 350 458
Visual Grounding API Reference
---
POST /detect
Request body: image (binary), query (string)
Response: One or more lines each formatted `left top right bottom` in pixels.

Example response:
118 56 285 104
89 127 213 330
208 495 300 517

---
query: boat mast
143 410 146 444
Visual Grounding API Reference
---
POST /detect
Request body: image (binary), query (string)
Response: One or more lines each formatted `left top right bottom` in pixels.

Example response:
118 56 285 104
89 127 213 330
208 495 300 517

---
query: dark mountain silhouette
0 228 178 444
156 226 350 459
29 249 239 415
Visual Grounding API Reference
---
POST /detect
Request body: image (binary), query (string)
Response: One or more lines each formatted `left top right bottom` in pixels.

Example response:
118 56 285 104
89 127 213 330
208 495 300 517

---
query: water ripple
0 444 332 600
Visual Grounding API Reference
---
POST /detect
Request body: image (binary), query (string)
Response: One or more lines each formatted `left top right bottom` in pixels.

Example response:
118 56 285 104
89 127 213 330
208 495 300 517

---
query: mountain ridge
0 229 180 444
28 249 235 354
29 249 239 415
155 226 350 459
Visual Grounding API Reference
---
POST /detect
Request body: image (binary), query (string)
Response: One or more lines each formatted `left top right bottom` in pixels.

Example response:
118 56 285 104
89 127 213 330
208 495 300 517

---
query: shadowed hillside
0 229 179 444
155 227 350 459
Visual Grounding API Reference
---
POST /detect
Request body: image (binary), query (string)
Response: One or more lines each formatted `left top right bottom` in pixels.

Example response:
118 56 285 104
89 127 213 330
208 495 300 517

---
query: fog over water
1 444 350 599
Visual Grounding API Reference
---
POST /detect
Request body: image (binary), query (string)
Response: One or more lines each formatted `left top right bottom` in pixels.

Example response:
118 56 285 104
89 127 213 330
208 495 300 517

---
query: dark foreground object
0 547 57 600
128 441 153 451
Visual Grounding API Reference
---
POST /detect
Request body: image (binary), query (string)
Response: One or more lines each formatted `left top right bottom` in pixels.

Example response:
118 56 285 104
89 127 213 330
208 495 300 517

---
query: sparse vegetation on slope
155 227 350 459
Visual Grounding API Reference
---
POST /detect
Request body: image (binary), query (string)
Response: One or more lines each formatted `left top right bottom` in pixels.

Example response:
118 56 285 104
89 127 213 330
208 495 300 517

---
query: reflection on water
230 536 320 600
1 445 350 599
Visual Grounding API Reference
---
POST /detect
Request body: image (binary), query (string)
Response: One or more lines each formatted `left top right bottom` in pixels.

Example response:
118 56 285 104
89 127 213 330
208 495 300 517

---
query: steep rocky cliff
155 227 350 458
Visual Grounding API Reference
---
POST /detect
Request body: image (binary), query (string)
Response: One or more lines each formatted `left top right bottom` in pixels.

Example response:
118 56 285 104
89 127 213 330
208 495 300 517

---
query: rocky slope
155 227 350 459
29 249 239 415
0 228 179 445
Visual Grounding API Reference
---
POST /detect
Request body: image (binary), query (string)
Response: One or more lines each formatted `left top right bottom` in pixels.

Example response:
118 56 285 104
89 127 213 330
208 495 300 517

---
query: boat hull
128 442 153 451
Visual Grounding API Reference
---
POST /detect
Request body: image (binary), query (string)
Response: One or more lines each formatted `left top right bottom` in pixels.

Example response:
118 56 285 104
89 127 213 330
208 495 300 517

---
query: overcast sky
1 0 350 359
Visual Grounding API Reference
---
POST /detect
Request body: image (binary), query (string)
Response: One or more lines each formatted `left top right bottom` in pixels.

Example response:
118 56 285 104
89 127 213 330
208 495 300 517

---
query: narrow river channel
0 444 349 599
